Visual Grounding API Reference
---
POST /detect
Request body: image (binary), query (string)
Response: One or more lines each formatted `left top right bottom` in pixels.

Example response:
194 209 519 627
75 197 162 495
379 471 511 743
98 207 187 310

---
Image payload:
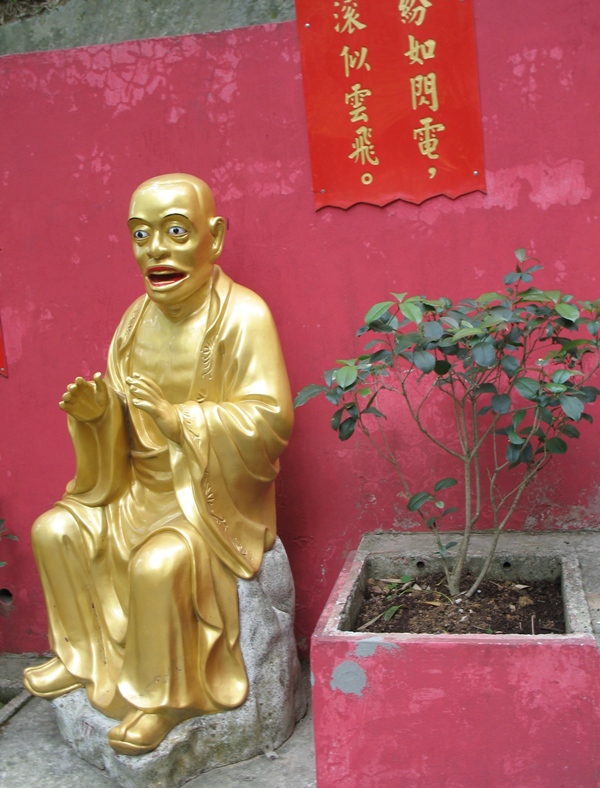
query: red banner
296 0 486 209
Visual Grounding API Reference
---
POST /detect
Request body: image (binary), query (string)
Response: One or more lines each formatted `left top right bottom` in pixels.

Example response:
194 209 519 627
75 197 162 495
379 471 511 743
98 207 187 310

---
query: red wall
1 1 600 655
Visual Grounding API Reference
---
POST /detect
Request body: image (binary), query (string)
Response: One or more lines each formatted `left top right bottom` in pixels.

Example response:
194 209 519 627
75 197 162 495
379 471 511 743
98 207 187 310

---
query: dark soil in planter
354 573 565 635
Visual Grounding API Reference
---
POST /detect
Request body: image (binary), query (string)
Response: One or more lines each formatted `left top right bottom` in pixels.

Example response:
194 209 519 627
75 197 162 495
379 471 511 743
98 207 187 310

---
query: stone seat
51 538 307 788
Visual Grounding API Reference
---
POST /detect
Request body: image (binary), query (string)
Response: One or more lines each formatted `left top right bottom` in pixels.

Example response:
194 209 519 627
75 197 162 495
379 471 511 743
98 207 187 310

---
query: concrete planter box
311 533 600 788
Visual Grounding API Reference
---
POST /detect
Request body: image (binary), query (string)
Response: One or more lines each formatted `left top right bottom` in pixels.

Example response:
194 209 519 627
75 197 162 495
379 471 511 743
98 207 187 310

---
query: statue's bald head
127 174 226 310
129 173 216 220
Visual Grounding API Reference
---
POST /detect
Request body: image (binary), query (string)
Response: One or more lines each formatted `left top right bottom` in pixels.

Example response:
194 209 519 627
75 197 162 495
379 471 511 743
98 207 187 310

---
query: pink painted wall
1 1 600 655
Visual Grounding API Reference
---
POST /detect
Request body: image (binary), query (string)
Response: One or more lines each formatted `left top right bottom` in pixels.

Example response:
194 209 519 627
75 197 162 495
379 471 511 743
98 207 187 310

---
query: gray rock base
52 538 307 788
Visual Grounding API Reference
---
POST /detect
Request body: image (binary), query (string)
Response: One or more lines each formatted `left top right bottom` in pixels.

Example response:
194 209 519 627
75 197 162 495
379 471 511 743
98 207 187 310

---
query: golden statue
23 174 294 756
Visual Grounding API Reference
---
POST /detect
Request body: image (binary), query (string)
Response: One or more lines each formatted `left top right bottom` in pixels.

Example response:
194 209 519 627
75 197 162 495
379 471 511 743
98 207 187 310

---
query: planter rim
314 536 594 642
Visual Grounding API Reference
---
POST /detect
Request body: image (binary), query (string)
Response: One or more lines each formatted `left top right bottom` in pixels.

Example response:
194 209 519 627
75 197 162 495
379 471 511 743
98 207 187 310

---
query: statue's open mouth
147 266 187 287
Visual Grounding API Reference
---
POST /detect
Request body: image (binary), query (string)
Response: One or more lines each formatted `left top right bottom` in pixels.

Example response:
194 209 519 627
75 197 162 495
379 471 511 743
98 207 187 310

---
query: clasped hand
59 372 182 443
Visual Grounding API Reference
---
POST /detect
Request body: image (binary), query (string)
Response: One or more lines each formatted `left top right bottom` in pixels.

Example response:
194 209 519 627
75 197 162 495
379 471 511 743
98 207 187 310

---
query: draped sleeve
168 277 293 579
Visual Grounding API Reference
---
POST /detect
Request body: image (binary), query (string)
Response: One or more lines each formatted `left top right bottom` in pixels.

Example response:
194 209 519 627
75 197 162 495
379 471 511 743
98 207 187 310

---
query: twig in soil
357 612 385 631
531 614 536 635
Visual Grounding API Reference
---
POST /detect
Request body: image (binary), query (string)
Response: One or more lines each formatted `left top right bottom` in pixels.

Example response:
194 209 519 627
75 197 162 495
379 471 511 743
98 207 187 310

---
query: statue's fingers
67 383 77 394
74 376 88 387
131 398 154 414
62 392 72 402
94 373 109 399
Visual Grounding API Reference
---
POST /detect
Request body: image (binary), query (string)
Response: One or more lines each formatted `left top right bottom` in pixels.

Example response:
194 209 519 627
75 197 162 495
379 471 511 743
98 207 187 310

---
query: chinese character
410 73 438 112
413 117 445 158
334 1 367 34
399 0 432 27
404 35 436 65
345 83 372 123
340 45 371 78
349 126 380 166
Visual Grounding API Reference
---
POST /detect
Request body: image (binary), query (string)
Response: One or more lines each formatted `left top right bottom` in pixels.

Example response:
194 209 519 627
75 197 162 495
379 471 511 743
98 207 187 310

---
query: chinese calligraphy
402 2 444 176
334 0 366 34
398 0 432 27
334 0 379 186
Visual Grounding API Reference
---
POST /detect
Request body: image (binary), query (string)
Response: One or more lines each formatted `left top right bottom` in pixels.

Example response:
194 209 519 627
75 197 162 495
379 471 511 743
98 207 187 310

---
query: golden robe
33 266 293 718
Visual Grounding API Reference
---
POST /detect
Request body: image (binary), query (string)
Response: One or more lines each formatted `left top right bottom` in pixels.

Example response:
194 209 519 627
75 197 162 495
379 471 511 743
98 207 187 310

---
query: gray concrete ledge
0 0 296 56
0 659 315 787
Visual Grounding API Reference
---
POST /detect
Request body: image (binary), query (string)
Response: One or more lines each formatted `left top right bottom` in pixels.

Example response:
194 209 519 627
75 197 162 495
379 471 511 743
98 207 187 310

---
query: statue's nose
148 232 168 259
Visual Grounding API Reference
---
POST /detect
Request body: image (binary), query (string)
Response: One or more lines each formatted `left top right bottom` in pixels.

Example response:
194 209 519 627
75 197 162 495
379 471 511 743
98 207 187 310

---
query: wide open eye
133 228 149 240
168 225 187 238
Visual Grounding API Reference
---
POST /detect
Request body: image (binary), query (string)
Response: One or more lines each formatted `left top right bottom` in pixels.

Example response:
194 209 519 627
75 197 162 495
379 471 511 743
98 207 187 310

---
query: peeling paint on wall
330 661 366 696
355 637 400 658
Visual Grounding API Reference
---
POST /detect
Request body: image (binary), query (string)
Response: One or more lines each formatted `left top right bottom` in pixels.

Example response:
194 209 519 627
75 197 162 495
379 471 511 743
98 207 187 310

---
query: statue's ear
209 216 226 261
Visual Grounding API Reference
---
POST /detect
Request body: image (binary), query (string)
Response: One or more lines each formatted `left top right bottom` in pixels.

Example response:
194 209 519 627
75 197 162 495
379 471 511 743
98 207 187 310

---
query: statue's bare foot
23 657 82 699
108 709 189 756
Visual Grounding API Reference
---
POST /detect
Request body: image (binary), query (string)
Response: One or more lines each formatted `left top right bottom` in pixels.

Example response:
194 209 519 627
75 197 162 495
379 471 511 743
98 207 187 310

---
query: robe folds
37 266 293 718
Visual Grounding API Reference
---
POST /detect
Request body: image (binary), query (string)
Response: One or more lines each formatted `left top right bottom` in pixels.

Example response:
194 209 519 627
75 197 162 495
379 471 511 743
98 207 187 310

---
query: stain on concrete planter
311 533 600 788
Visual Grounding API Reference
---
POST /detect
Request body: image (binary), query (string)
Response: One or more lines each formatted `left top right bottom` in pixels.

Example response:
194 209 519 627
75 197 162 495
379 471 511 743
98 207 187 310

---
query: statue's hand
59 372 109 422
126 374 182 443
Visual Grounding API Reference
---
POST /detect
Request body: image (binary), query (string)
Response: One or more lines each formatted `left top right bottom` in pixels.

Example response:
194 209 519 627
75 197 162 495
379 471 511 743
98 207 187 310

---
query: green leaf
560 423 581 439
552 370 572 384
365 301 394 324
451 326 485 341
559 394 584 421
294 385 327 408
400 301 423 325
506 443 522 463
544 290 561 304
475 383 498 395
383 605 401 622
508 430 526 445
546 383 567 394
324 387 343 405
555 303 580 322
413 350 436 373
587 320 599 337
514 377 540 401
491 394 512 414
478 292 504 305
422 321 443 341
536 406 553 425
391 292 407 302
515 248 527 263
407 492 433 511
363 407 386 419
434 359 451 375
442 507 459 517
331 408 344 431
546 436 568 454
338 418 357 441
434 477 458 492
472 342 497 368
512 409 526 428
335 366 358 390
504 272 521 285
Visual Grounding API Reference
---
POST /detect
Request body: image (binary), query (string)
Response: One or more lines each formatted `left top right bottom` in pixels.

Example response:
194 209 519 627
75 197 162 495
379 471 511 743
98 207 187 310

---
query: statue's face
128 181 216 306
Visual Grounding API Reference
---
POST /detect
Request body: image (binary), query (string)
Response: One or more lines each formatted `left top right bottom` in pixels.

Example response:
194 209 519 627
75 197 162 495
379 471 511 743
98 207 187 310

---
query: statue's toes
107 710 182 756
23 657 82 699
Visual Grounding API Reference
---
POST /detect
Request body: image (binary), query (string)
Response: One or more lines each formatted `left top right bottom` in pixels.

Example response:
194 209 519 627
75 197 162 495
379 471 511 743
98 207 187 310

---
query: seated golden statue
23 174 293 756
